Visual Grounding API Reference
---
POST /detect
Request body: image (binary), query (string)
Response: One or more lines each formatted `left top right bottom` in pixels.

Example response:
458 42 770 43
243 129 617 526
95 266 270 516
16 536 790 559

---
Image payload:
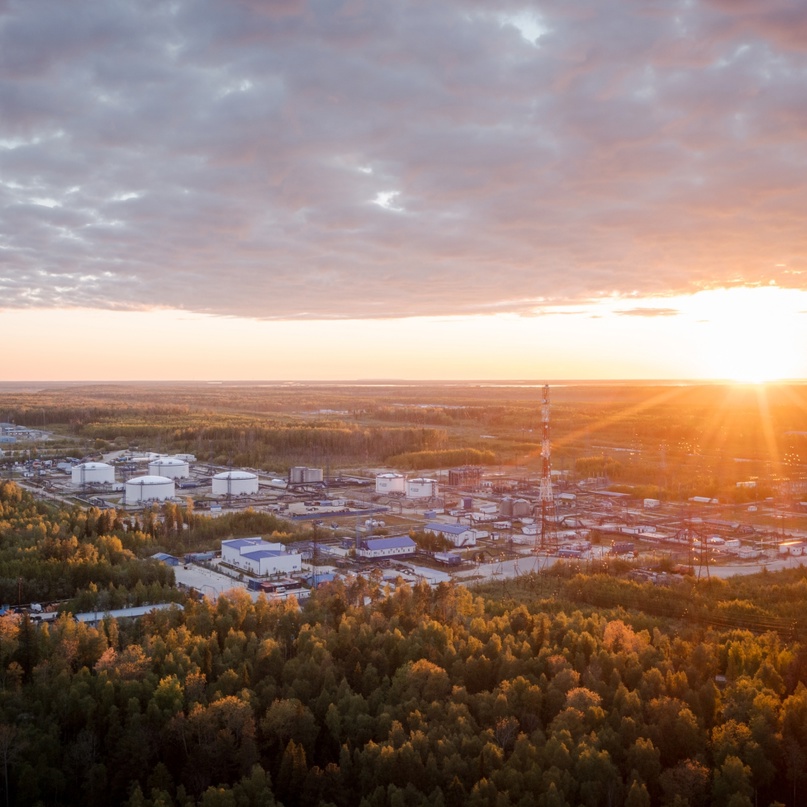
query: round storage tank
71 462 115 486
375 473 405 494
212 470 259 496
406 477 438 499
125 475 175 504
148 457 190 479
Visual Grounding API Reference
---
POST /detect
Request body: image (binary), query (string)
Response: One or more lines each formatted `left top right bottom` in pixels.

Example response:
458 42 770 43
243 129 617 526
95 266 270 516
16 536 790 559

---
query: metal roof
223 537 264 549
242 549 285 560
426 522 469 535
364 536 416 551
74 603 184 624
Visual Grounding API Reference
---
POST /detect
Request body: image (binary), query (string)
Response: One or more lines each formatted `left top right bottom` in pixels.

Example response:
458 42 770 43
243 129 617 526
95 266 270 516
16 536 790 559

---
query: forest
1 482 807 805
2 381 807 503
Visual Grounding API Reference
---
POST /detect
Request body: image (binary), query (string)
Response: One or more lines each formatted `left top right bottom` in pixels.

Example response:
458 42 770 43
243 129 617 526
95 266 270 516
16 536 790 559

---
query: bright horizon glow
1 285 806 383
682 286 805 383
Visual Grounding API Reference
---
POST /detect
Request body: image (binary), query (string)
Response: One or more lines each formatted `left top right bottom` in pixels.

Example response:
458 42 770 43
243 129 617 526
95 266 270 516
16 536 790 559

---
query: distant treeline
386 448 498 471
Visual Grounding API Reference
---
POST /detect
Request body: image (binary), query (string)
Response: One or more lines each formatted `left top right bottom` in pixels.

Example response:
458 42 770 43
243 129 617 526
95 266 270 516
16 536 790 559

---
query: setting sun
685 287 805 383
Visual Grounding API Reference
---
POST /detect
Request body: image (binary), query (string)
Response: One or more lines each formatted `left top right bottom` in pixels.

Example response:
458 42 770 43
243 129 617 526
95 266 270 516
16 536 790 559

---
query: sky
1 0 807 382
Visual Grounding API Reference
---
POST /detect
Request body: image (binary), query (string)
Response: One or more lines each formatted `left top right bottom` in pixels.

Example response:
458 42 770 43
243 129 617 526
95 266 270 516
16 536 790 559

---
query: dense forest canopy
0 482 807 805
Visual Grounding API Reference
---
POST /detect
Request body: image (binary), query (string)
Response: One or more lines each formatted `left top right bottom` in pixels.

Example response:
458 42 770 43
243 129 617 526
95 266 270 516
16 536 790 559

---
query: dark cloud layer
1 0 806 319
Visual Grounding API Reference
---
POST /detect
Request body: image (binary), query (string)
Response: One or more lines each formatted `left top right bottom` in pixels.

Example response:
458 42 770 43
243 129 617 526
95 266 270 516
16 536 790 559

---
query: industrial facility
124 475 176 504
71 461 115 486
212 470 259 496
148 457 190 479
375 473 405 495
289 466 324 485
221 538 302 576
406 477 439 499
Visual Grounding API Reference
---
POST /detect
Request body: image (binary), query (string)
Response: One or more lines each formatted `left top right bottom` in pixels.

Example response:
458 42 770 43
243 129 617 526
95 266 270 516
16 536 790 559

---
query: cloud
0 0 806 320
615 307 680 318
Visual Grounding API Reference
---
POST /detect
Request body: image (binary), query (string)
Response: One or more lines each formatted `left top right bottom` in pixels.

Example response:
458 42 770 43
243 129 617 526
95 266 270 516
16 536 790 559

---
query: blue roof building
221 537 302 577
425 522 477 547
357 535 417 559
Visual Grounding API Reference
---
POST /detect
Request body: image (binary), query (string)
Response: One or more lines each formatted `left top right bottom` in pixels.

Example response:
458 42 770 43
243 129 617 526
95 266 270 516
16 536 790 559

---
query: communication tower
535 385 558 553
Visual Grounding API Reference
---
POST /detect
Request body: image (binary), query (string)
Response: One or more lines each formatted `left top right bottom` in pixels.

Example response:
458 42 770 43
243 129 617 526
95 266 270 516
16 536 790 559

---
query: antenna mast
535 384 558 553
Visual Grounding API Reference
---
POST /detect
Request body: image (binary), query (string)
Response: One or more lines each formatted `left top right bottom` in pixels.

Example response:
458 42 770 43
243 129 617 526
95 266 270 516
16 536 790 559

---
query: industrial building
71 461 115 486
124 475 175 504
448 466 482 487
357 535 417 559
375 473 406 495
425 522 477 547
148 457 190 479
212 470 259 496
221 538 302 576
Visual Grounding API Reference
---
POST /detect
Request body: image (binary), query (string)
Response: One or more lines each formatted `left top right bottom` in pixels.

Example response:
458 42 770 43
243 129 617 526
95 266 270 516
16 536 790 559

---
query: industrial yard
3 381 807 603
7 440 807 604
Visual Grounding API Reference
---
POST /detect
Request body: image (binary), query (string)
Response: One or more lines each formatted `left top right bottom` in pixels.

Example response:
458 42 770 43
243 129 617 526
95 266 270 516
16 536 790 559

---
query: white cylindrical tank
289 466 323 484
71 462 115 486
212 470 259 496
375 473 405 494
148 457 190 479
406 477 438 499
125 475 175 504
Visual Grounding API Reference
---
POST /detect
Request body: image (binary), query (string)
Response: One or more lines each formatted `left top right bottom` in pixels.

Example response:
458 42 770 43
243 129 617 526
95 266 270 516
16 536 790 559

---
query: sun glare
684 286 805 383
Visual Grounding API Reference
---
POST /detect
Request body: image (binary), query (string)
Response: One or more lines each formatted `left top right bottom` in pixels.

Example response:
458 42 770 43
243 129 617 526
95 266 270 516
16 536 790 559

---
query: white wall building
71 462 115 486
425 522 476 547
222 538 302 576
375 473 406 495
357 535 417 559
124 475 175 504
212 470 259 496
406 477 438 499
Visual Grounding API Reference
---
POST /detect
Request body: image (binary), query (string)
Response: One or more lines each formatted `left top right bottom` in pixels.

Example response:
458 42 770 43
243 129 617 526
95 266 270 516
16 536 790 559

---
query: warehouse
425 522 477 547
357 535 416 559
221 538 302 576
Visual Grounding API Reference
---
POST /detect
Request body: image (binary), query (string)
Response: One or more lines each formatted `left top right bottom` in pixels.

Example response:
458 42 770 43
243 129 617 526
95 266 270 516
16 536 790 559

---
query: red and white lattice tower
535 384 558 553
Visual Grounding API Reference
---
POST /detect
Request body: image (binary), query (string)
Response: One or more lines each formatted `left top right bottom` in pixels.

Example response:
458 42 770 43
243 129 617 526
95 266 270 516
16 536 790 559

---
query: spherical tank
212 470 259 496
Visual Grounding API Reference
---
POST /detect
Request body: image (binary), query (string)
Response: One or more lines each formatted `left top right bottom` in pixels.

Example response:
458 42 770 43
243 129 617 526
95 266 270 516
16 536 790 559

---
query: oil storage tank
375 473 405 495
125 475 175 504
148 457 190 479
71 462 115 486
289 466 323 484
406 477 438 499
212 470 259 496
